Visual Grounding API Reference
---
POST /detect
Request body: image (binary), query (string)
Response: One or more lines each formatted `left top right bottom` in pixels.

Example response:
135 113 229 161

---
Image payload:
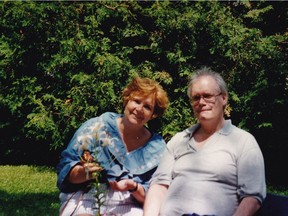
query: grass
267 184 288 196
0 165 287 216
0 165 60 216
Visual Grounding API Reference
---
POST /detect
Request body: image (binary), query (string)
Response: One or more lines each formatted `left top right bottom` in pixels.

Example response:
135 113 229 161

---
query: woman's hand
68 163 102 184
83 162 102 174
109 179 146 203
108 179 137 191
83 162 102 180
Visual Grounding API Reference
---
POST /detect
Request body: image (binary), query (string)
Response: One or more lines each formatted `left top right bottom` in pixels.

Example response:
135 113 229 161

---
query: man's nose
199 96 206 104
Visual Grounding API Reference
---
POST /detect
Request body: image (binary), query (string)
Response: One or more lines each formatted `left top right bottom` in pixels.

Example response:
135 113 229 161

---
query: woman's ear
150 113 158 120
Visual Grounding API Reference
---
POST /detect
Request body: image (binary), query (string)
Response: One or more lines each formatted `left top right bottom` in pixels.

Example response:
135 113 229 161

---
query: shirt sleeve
149 133 183 186
236 134 266 203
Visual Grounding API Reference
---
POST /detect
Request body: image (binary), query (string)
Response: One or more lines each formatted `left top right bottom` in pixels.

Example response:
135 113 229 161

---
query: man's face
190 76 227 122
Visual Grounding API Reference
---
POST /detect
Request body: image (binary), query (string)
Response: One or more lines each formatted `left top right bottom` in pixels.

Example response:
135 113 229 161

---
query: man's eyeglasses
190 92 222 105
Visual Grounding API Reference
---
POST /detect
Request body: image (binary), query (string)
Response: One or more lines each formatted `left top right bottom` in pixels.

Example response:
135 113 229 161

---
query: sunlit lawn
0 165 287 216
0 165 60 216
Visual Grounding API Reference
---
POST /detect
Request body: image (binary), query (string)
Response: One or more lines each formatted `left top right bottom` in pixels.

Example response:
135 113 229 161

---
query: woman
56 77 169 216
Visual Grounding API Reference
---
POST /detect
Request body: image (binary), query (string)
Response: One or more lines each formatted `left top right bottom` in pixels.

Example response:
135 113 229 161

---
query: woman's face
123 94 155 126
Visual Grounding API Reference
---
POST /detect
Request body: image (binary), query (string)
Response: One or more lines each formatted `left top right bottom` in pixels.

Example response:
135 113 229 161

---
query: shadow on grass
0 190 60 216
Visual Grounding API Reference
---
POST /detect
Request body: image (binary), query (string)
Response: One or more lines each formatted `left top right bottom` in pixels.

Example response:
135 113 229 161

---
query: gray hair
187 67 228 100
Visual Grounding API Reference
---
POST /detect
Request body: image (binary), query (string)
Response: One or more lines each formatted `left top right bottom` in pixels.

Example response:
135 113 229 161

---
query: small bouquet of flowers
79 121 118 216
80 150 106 216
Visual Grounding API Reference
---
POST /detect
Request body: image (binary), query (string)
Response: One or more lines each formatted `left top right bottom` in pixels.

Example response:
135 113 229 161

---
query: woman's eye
134 99 141 104
144 105 152 110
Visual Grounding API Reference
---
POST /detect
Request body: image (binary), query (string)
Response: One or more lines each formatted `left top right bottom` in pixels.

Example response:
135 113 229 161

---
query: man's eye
203 94 213 99
192 95 201 101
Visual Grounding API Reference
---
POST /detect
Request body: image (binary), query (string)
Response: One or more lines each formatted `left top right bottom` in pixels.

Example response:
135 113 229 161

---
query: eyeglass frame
190 92 222 105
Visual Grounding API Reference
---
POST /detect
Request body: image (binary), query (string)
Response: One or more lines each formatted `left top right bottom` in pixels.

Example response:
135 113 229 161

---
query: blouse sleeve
56 117 103 192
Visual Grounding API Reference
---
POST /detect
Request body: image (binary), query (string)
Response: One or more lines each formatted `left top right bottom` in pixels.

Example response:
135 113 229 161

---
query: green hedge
0 1 287 186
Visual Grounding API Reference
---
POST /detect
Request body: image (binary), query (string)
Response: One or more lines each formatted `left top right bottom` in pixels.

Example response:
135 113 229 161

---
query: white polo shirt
150 120 266 216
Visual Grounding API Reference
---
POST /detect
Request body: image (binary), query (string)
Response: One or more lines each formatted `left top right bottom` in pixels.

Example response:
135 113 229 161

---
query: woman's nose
136 104 144 112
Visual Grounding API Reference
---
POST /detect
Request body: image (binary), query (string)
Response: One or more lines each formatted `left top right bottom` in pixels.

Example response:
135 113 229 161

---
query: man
143 67 266 216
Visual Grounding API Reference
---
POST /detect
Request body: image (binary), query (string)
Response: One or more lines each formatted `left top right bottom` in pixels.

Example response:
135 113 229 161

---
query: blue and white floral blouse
56 112 166 193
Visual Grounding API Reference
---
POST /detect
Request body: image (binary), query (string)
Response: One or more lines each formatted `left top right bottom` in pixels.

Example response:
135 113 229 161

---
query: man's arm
233 197 261 216
143 184 168 216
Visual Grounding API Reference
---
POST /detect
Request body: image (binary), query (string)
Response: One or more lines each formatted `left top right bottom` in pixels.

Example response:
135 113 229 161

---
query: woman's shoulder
150 132 166 145
135 131 166 158
82 112 120 125
126 133 166 174
99 112 121 120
